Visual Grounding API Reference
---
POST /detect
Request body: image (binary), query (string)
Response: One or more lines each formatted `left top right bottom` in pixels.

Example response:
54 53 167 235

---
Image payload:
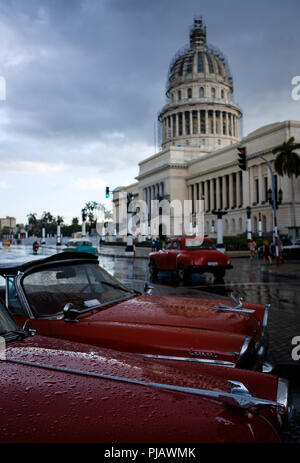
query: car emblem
189 348 217 358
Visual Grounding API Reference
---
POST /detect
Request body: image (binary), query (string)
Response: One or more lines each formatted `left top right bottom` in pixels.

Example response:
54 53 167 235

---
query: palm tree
273 137 300 227
27 212 37 225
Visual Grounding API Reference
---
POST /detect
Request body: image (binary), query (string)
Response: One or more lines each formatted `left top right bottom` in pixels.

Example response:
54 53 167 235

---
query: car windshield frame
0 297 22 338
19 261 135 319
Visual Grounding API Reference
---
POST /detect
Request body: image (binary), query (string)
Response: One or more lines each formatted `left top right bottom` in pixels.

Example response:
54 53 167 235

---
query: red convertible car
0 252 269 370
149 236 232 281
0 299 289 442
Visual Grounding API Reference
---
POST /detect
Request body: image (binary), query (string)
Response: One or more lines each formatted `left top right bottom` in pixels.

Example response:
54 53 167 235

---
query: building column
258 163 263 206
220 111 223 135
213 110 216 134
175 113 179 137
236 171 241 207
205 110 208 134
229 173 234 208
204 181 209 211
216 177 221 210
197 110 200 134
210 179 215 211
225 112 229 135
222 175 227 209
170 114 173 138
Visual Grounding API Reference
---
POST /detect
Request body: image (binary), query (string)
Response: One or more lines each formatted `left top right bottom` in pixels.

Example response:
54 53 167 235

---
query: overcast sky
0 0 299 225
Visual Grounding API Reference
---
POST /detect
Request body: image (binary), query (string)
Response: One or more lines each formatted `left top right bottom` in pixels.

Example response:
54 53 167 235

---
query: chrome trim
212 292 255 314
276 378 289 412
262 304 270 337
236 336 253 367
262 362 274 374
3 357 286 413
14 273 34 318
131 353 235 367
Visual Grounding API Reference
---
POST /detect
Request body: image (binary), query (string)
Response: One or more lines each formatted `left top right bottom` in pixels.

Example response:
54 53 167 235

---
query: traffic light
237 147 247 171
105 187 110 198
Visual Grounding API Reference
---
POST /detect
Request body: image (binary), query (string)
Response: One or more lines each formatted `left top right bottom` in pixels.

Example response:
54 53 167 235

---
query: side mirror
22 319 36 337
63 302 80 323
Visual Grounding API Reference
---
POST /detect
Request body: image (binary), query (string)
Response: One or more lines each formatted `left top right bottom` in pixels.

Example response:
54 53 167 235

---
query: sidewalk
98 245 249 259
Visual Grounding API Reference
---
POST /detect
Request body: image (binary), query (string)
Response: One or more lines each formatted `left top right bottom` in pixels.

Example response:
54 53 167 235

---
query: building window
178 90 181 101
211 87 216 98
187 88 192 99
187 55 193 74
207 53 214 73
198 52 204 73
264 177 268 202
221 89 224 99
255 178 259 204
199 87 204 98
239 217 243 231
202 139 206 145
218 139 221 145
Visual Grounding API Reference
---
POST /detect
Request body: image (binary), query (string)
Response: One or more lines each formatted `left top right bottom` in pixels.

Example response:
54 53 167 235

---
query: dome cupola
159 17 242 153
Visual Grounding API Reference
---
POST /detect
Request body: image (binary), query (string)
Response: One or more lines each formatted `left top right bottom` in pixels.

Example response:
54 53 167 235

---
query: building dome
159 18 242 152
167 19 233 93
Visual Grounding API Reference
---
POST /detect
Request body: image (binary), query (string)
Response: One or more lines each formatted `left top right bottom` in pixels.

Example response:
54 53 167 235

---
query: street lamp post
246 207 252 240
212 210 227 252
258 212 262 238
256 155 280 265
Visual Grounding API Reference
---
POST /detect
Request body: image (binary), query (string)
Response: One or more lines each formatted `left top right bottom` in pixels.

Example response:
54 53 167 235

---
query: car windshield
21 263 133 318
185 239 216 250
0 298 20 336
282 238 292 246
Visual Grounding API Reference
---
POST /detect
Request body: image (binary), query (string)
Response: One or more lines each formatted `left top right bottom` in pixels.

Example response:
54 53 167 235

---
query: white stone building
113 18 300 239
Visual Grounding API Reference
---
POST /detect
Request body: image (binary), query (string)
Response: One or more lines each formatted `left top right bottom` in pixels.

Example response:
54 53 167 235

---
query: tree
27 212 37 225
273 136 300 227
72 217 79 226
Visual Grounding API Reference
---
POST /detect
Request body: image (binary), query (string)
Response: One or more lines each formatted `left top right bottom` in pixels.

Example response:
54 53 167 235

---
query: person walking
248 238 257 260
151 238 156 252
262 239 272 265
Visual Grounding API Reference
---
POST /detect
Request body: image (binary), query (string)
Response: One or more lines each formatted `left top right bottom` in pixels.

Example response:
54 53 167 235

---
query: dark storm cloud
0 0 299 170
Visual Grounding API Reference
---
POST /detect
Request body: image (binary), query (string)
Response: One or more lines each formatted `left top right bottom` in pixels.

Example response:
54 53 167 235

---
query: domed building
160 18 242 152
113 18 300 240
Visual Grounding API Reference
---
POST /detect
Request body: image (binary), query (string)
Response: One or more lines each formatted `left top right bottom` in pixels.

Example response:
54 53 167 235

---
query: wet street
1 244 300 441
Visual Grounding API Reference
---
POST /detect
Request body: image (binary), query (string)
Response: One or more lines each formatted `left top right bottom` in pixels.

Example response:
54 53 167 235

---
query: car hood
82 294 260 338
5 335 278 401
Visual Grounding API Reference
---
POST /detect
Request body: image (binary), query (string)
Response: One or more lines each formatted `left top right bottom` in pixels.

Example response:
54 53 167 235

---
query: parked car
0 252 269 370
62 238 97 255
0 298 289 442
280 237 300 260
149 237 233 281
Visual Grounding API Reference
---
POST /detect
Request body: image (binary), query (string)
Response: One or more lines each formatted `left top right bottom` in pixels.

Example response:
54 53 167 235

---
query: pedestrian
262 239 272 265
151 238 156 252
248 238 257 260
155 238 160 251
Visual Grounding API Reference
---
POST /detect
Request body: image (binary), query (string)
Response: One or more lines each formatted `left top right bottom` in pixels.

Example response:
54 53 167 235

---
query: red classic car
0 252 269 370
149 236 233 281
0 299 289 442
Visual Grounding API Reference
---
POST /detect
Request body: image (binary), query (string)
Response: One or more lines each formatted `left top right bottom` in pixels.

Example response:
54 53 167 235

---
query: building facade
113 18 300 239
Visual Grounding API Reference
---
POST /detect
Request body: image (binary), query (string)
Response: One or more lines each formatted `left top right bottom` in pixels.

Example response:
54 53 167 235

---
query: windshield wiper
2 329 27 341
101 281 132 293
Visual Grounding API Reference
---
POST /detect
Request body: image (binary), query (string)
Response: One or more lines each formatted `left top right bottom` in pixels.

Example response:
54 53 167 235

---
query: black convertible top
0 252 98 275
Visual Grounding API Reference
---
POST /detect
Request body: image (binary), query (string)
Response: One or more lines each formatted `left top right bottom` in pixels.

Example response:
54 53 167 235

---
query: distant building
0 216 16 231
113 18 300 238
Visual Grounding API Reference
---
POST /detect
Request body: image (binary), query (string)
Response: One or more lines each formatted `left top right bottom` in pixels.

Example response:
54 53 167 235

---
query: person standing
248 238 257 260
263 239 272 265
